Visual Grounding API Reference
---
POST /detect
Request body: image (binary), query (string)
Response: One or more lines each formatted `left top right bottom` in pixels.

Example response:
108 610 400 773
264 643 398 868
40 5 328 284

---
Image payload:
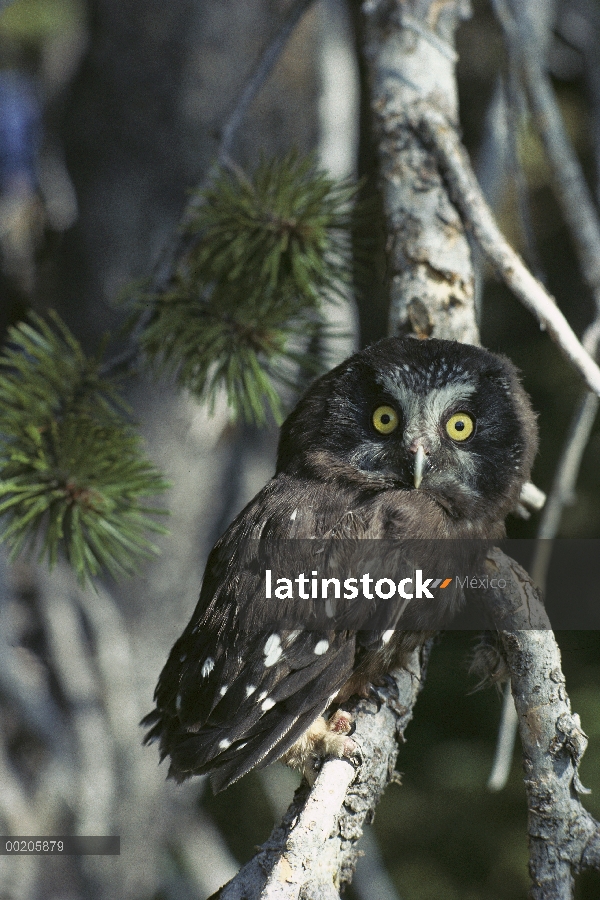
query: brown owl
142 336 538 791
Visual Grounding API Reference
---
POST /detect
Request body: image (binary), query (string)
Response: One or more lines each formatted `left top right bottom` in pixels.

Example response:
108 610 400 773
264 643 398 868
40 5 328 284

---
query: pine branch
130 153 358 424
0 312 169 584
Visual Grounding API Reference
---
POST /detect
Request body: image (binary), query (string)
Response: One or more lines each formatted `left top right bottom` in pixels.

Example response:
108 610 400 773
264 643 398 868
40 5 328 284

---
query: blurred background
0 0 599 898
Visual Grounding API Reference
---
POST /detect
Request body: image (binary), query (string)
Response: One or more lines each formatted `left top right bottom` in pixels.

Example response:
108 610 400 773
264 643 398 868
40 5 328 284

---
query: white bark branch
361 0 477 343
412 103 600 396
210 645 431 899
38 568 116 837
480 550 600 897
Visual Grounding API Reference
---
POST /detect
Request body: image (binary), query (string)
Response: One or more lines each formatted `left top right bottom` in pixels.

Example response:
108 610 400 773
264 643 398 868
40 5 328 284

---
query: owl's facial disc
367 379 484 507
276 335 537 522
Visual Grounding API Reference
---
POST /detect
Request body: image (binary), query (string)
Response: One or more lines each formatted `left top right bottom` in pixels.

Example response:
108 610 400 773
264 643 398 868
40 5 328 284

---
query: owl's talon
383 673 399 692
342 736 363 770
369 685 385 707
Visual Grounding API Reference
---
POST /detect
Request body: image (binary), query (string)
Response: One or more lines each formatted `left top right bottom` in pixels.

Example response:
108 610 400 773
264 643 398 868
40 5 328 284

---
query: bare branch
76 579 140 752
558 0 600 202
530 322 600 591
217 0 316 167
37 567 116 836
413 103 600 396
481 550 600 896
260 760 357 900
487 681 519 792
211 645 431 899
497 0 600 310
360 0 477 344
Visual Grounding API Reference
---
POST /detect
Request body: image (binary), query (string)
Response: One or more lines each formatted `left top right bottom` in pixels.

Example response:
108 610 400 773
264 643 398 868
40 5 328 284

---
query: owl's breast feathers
142 474 497 791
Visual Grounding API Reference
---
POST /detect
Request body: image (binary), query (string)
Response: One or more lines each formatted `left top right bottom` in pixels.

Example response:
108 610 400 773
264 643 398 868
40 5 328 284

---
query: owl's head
277 337 538 520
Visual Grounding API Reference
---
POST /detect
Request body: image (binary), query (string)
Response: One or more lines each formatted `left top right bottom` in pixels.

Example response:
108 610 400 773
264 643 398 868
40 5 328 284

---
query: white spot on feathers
261 697 276 711
264 634 280 654
290 508 298 521
219 739 231 750
314 639 329 655
264 634 283 667
245 684 256 697
219 684 229 696
382 630 394 644
201 657 215 678
258 691 268 702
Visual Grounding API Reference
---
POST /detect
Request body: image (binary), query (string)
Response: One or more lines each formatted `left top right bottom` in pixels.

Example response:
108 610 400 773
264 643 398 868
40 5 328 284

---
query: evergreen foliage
0 312 169 583
132 152 357 423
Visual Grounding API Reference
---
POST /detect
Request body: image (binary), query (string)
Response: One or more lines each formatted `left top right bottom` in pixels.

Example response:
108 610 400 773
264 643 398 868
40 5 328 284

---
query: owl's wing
142 474 362 792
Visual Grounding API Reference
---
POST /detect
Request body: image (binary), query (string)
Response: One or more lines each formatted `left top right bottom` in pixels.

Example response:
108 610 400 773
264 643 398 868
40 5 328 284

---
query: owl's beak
413 444 427 489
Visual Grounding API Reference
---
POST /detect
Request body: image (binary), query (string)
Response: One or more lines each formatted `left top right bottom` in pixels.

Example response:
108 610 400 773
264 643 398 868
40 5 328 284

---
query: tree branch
210 646 431 899
412 103 600 396
480 550 600 897
360 0 477 344
497 0 600 308
38 568 116 836
157 0 317 287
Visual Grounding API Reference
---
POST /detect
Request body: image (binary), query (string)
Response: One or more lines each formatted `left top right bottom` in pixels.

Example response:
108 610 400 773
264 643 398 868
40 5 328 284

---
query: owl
142 336 538 791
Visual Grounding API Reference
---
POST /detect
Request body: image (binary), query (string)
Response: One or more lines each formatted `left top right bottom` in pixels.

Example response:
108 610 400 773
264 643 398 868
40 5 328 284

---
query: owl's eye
372 405 399 434
445 412 475 442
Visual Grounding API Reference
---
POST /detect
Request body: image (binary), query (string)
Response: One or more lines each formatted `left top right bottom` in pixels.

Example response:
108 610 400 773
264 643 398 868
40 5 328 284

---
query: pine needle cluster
133 152 357 423
0 313 169 583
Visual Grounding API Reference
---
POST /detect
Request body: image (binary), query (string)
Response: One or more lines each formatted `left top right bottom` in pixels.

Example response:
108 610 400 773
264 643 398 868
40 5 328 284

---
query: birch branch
480 549 600 898
499 0 600 564
528 319 600 593
558 0 600 203
487 0 600 786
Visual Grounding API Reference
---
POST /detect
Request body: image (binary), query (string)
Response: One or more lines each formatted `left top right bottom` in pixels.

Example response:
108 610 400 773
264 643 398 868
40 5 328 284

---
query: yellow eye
372 405 399 434
445 412 474 442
